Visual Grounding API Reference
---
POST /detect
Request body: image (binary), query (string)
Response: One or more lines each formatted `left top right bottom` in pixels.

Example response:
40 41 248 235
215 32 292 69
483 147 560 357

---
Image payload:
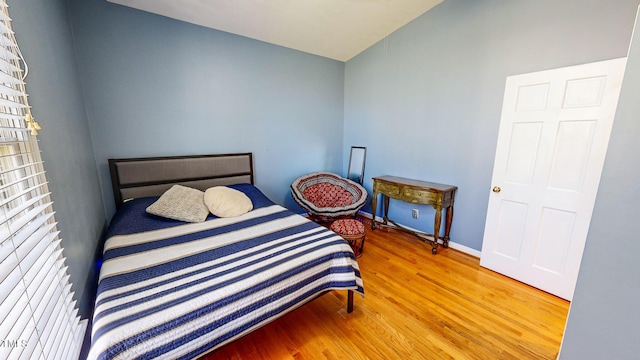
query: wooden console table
371 176 457 254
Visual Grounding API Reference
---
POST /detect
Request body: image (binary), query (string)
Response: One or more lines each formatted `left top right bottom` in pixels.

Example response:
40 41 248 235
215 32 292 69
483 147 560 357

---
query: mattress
88 184 364 360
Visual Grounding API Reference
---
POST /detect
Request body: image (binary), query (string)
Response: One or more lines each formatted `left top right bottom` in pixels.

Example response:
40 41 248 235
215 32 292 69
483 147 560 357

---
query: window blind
0 2 85 359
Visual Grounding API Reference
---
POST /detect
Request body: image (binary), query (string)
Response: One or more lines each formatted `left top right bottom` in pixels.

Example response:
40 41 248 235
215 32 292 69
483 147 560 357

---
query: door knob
492 186 501 193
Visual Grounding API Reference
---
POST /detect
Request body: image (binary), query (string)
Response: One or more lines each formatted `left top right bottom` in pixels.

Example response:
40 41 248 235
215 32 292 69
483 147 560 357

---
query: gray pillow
146 185 209 223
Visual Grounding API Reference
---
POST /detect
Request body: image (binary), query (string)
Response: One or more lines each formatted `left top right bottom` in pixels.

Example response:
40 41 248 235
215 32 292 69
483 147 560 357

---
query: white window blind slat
0 81 22 97
28 257 58 317
38 289 70 360
44 281 81 360
0 112 27 122
0 205 54 244
0 150 42 173
31 261 65 330
21 239 59 291
14 225 57 268
0 182 47 208
0 163 44 181
0 165 39 182
0 347 10 359
0 69 23 86
1 197 50 225
59 332 75 360
0 194 50 231
0 32 15 47
0 15 12 34
0 53 22 74
7 328 38 360
17 328 43 360
2 326 35 360
0 151 39 167
0 46 21 65
0 152 31 163
0 3 85 359
0 235 17 278
3 291 32 346
0 95 27 109
56 324 76 360
0 226 12 258
42 296 66 357
0 130 29 140
0 277 27 338
0 176 45 201
3 224 53 261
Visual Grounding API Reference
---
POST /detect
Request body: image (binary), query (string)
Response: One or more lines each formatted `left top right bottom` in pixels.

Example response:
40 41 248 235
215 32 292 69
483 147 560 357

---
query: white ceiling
107 0 443 62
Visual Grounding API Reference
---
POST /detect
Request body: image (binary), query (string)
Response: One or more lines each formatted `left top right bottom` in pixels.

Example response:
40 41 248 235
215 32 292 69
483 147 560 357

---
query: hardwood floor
203 221 569 359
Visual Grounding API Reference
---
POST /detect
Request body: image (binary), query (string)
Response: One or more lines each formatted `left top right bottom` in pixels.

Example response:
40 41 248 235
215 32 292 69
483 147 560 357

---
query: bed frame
107 152 354 313
109 153 254 208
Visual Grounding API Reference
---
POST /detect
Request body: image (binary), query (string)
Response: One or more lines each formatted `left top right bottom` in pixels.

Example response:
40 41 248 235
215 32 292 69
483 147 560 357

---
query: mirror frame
347 146 367 185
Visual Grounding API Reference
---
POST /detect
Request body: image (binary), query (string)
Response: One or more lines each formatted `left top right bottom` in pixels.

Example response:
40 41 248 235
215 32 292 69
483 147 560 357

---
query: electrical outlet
412 209 419 219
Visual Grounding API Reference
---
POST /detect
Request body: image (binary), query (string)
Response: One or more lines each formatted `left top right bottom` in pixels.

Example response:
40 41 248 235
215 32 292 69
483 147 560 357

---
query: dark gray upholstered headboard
109 153 254 208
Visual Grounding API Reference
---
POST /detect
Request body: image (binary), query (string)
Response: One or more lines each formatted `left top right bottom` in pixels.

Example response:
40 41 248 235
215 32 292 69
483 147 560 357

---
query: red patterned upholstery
330 218 365 236
302 183 354 208
331 218 365 258
291 172 367 221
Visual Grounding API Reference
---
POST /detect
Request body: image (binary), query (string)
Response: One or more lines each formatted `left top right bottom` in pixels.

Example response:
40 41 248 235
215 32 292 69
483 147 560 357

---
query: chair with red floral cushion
291 172 367 223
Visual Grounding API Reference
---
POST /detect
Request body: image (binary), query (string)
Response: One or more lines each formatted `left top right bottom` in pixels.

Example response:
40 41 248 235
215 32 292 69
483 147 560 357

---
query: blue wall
66 0 346 218
560 6 640 358
10 0 105 318
344 0 640 251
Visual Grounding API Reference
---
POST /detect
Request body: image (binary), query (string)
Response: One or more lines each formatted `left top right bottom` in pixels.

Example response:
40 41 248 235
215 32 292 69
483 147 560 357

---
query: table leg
371 192 378 230
383 195 390 225
443 205 454 248
432 207 442 254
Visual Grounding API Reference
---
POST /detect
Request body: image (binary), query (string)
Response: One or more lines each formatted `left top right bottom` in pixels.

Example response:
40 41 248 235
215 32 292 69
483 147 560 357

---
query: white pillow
204 186 253 218
146 185 209 223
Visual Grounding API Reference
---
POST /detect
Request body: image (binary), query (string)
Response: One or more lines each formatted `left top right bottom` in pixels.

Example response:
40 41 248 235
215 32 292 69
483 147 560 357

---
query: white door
480 58 627 300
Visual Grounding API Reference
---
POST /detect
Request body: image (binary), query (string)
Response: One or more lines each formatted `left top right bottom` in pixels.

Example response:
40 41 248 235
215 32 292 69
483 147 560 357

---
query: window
0 2 85 359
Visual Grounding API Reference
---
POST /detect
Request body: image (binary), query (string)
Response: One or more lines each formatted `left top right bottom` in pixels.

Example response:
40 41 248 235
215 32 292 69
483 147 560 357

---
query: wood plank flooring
203 220 569 359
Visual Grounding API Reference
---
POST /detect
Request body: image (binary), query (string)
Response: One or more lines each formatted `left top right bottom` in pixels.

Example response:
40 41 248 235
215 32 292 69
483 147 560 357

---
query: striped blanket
88 186 364 360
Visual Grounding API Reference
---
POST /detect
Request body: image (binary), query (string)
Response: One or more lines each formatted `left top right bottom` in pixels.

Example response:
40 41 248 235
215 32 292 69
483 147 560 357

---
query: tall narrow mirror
347 146 367 184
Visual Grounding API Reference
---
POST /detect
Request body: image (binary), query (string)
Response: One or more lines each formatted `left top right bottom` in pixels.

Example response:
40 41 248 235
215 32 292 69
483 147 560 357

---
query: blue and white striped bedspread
88 202 364 360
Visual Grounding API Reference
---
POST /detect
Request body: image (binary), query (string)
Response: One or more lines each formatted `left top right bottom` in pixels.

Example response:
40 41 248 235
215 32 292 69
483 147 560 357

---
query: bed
88 153 364 360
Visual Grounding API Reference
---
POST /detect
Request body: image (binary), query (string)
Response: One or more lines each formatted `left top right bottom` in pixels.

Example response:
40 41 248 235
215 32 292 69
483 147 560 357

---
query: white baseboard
358 211 481 258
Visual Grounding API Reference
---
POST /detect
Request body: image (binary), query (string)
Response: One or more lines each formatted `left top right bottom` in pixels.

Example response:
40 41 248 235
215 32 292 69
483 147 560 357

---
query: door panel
494 200 528 260
506 122 542 184
563 76 606 108
548 120 596 191
533 207 575 274
516 83 550 111
480 58 627 300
